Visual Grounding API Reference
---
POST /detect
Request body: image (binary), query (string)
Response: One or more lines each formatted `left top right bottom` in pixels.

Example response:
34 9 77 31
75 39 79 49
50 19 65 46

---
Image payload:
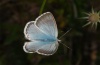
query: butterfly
23 12 60 56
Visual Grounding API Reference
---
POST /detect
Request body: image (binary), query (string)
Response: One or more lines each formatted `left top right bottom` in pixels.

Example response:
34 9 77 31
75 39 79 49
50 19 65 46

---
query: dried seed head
82 8 100 30
87 10 100 23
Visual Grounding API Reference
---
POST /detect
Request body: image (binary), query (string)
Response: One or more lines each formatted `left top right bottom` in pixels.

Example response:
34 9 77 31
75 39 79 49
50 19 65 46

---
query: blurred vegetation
0 0 100 65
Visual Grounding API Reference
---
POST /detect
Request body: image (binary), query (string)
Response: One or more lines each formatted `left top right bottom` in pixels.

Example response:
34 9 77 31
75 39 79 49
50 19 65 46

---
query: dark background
0 0 100 65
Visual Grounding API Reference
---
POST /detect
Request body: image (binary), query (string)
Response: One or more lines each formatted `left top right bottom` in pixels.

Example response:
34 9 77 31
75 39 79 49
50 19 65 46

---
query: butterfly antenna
58 41 72 50
59 28 72 39
58 28 72 50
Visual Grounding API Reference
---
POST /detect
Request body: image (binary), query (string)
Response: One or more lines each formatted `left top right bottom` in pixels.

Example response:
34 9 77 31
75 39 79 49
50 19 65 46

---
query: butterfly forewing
36 41 58 55
35 12 58 38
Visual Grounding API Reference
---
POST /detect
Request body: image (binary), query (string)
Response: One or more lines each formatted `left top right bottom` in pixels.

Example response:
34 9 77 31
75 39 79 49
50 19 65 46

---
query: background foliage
0 0 100 65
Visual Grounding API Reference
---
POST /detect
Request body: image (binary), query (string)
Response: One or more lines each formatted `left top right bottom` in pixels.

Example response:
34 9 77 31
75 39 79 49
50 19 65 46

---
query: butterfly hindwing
23 41 46 53
24 21 52 40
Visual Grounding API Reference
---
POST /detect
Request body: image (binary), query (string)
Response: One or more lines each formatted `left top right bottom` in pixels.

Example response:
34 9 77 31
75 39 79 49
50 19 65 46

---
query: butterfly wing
24 21 51 40
23 41 59 55
35 12 58 38
37 41 59 56
23 41 45 53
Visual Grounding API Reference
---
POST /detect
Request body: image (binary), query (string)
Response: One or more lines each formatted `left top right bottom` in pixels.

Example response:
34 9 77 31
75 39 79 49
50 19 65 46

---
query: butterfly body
33 38 57 42
23 12 59 56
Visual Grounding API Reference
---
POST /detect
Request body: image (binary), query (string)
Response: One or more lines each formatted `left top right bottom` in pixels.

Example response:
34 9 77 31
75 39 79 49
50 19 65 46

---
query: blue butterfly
23 12 60 56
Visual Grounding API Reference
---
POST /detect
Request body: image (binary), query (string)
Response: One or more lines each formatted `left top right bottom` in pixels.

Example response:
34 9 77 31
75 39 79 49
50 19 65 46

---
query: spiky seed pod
82 8 100 30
